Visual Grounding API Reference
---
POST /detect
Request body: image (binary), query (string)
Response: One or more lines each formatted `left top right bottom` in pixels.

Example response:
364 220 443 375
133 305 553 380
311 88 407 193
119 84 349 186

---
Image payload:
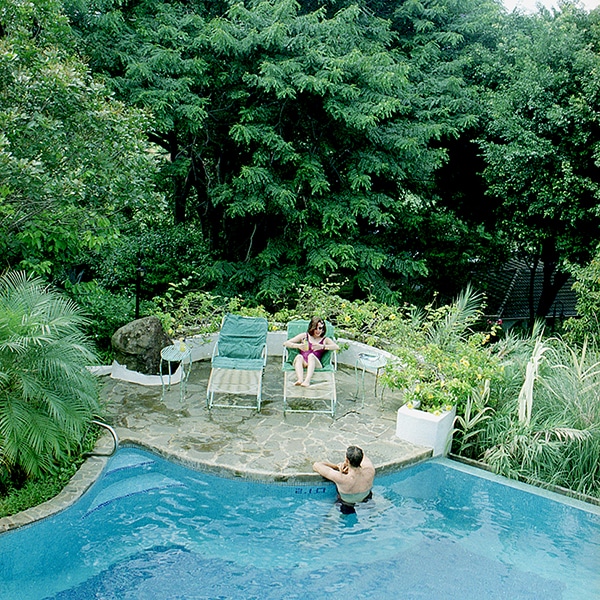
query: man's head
346 446 364 468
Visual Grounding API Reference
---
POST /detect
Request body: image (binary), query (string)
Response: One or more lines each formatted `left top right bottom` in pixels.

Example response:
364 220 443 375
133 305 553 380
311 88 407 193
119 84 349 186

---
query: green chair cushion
214 314 268 363
212 356 266 370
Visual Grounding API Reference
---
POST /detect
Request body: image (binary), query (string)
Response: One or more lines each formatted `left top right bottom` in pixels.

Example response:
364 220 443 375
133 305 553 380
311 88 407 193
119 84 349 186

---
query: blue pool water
0 447 598 600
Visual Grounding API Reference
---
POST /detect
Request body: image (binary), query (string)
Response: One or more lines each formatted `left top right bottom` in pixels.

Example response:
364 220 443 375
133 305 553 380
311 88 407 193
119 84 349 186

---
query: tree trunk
535 241 570 318
169 133 190 225
536 262 569 319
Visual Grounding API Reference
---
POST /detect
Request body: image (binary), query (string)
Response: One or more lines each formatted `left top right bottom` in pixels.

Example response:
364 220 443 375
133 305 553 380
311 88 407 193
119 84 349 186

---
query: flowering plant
384 338 502 414
381 287 504 414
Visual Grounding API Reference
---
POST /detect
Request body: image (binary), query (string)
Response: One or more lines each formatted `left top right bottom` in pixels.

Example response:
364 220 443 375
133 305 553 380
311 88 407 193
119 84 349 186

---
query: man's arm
313 461 345 484
320 461 339 470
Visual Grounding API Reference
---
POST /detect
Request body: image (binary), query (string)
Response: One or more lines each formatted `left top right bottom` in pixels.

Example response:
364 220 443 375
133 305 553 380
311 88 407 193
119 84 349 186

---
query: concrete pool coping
0 336 434 533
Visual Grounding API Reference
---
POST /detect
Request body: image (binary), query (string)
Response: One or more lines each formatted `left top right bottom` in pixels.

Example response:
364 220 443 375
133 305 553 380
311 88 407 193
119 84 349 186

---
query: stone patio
103 357 431 480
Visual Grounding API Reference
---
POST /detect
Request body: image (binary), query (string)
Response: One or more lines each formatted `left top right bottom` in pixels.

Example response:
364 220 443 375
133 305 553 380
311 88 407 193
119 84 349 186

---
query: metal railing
88 420 119 456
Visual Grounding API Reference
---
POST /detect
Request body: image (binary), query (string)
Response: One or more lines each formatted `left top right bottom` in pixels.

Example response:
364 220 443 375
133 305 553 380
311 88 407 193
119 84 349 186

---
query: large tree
477 4 600 318
67 0 482 303
0 0 160 280
390 0 510 298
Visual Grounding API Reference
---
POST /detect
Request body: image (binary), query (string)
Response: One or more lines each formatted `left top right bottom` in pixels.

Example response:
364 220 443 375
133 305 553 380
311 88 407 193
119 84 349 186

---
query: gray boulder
111 316 172 375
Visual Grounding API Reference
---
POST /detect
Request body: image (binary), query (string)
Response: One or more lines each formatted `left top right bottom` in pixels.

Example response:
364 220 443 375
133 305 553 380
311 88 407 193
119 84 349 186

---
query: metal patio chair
206 313 268 411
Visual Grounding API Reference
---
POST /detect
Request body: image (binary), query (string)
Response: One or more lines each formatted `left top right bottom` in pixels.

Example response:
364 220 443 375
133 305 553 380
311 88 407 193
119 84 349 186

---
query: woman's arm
283 333 306 348
322 337 340 351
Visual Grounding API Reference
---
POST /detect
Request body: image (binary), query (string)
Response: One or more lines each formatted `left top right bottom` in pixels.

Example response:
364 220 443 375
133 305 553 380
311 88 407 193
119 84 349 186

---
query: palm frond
426 285 484 349
0 271 101 477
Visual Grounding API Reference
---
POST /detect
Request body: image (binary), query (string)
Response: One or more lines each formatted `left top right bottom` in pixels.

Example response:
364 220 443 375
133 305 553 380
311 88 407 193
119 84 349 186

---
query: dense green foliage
0 0 160 280
383 287 504 414
68 0 454 302
565 245 600 346
2 0 598 312
57 0 600 314
455 332 600 498
0 271 102 479
478 6 600 317
0 425 99 518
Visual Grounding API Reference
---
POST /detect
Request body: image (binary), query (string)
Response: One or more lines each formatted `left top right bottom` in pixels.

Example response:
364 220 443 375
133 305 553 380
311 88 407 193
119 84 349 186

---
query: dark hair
308 316 326 337
346 446 364 468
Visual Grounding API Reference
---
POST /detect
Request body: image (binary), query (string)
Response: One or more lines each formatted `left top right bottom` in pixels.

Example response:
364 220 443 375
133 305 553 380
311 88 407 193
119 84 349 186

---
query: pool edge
0 436 430 534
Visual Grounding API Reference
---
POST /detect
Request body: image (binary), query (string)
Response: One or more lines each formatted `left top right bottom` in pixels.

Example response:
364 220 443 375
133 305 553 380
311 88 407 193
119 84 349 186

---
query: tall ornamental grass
479 334 600 498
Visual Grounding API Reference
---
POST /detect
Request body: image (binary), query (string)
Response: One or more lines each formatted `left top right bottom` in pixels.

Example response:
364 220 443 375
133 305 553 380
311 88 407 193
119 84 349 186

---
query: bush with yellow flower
383 337 503 414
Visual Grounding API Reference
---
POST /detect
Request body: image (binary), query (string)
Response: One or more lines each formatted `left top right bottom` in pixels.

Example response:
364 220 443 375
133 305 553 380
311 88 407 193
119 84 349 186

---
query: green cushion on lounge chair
207 313 269 411
212 356 265 370
216 314 268 360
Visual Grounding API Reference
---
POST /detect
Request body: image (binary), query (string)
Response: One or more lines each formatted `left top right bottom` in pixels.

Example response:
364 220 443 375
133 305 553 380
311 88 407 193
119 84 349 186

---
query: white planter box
395 404 457 457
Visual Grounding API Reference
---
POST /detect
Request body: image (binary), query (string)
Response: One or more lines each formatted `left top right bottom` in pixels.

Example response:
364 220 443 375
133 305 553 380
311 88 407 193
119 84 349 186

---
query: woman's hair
307 316 326 336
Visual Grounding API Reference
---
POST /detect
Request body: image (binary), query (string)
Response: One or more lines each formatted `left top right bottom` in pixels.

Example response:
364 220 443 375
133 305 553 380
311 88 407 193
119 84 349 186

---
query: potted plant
384 348 455 456
382 288 503 456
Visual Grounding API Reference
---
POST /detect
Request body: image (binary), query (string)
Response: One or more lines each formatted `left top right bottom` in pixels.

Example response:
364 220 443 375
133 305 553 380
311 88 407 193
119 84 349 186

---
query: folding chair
282 319 337 417
206 314 268 411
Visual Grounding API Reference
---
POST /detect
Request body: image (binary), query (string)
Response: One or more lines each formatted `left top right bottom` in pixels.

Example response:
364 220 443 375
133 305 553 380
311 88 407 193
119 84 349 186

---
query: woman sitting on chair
284 316 339 387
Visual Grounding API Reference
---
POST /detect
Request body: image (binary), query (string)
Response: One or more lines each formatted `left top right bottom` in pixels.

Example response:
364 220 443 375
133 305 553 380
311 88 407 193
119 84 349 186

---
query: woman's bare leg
293 354 306 385
301 354 322 386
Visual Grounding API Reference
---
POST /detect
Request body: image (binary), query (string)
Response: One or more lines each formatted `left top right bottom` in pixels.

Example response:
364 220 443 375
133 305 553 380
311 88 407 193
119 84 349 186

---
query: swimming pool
0 447 598 600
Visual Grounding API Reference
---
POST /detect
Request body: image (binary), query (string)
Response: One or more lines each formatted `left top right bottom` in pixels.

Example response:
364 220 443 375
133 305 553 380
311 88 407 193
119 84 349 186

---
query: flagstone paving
102 357 431 480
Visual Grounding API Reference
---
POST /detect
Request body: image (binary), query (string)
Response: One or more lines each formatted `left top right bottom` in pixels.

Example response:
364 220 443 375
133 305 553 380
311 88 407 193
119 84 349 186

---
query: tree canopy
3 0 599 314
0 0 160 280
67 0 505 303
477 5 600 317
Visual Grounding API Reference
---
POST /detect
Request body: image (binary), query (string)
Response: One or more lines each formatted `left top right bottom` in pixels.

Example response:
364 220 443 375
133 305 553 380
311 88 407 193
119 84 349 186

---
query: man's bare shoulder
361 456 375 473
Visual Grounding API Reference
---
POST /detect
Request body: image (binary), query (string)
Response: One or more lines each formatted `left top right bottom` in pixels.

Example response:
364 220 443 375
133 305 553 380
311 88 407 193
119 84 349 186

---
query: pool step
84 473 183 517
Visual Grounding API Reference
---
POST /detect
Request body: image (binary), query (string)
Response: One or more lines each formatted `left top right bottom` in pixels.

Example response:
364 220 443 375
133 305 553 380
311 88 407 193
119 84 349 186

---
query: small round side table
160 343 193 401
355 352 388 407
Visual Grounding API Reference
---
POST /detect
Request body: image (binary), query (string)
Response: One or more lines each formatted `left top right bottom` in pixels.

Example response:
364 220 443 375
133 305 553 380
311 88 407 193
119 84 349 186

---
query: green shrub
89 224 214 297
465 334 600 498
64 280 134 346
0 271 103 478
152 284 271 338
64 280 156 358
0 424 101 518
565 251 600 347
382 287 504 414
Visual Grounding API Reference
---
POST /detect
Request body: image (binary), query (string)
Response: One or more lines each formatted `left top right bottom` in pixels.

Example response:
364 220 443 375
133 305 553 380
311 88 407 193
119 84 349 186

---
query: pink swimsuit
299 334 326 362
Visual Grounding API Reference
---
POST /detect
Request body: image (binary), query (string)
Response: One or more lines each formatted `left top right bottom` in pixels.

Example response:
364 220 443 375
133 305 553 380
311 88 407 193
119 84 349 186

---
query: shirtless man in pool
313 446 375 513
